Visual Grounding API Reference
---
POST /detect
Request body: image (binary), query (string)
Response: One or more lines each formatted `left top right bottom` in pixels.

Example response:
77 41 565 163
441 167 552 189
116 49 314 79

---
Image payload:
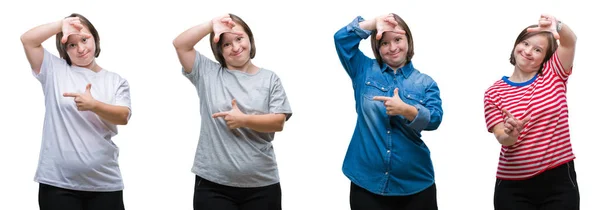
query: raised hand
212 99 247 129
502 109 531 138
527 14 560 39
375 14 406 40
211 15 243 43
373 88 408 116
60 17 92 44
63 84 98 111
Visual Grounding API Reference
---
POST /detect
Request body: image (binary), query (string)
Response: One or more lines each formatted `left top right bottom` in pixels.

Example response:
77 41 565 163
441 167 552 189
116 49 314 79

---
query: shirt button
381 87 385 90
387 150 390 153
420 100 423 103
385 172 389 175
387 130 390 134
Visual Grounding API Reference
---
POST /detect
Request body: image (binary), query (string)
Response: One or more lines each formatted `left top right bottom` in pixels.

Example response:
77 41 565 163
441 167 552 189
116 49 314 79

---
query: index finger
212 112 228 118
501 108 514 119
373 96 391 102
63 92 80 98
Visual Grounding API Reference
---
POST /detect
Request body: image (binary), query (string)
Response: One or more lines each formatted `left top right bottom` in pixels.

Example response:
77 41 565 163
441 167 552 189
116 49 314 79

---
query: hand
502 109 531 138
211 15 243 43
527 14 560 39
373 88 408 116
61 17 92 44
375 14 406 40
63 84 98 111
212 99 247 129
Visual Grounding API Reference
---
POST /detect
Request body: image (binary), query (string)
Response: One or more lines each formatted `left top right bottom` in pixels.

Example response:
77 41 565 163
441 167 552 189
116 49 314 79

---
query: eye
395 38 401 42
82 38 87 43
236 37 243 41
381 42 388 46
535 48 542 52
223 43 231 47
523 41 529 46
68 43 76 48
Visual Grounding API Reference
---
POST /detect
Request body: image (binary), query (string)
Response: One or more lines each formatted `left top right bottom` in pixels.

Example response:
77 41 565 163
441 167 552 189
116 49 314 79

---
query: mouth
78 51 90 58
519 53 533 61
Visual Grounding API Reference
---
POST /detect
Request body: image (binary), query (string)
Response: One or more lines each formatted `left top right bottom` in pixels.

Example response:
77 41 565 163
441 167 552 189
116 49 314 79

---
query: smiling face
64 27 97 68
370 13 414 70
509 25 558 74
378 30 409 70
55 13 101 67
219 25 252 69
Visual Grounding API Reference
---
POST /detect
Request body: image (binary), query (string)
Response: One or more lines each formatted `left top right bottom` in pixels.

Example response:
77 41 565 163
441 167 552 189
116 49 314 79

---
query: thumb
393 88 399 97
213 34 220 43
376 30 383 40
61 33 69 44
85 83 92 93
231 99 238 109
521 116 531 125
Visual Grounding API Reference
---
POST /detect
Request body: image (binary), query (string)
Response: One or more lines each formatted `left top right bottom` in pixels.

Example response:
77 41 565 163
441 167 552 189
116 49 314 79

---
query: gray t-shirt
33 49 131 191
183 51 292 187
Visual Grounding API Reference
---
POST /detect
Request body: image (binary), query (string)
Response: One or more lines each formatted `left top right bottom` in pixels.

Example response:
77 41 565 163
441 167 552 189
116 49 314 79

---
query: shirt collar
381 61 414 78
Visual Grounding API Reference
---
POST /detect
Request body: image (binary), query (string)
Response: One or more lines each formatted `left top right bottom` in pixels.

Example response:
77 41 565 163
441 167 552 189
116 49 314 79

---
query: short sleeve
269 74 293 120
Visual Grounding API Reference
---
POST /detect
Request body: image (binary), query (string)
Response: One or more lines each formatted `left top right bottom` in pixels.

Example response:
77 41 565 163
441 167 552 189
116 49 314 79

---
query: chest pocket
402 90 426 106
362 79 390 100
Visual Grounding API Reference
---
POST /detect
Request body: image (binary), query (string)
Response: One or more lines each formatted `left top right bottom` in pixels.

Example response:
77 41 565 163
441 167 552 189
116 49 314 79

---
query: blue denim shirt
334 17 443 196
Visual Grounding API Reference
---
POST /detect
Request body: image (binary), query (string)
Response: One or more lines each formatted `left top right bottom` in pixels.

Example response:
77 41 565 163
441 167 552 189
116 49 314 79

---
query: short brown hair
209 14 256 68
370 13 414 67
55 13 101 66
509 25 558 75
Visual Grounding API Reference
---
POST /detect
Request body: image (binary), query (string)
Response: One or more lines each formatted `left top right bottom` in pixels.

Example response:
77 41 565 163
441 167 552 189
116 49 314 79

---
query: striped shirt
484 52 574 180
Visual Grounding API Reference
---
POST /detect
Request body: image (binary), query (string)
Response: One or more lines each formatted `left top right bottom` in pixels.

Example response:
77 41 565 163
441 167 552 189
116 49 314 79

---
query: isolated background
1 0 598 209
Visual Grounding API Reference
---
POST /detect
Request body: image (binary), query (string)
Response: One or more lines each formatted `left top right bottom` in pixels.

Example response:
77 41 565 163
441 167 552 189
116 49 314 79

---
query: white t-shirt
32 49 131 191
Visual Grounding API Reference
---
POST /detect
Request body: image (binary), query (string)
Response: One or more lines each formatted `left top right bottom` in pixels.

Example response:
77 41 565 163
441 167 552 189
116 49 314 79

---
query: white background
1 0 598 209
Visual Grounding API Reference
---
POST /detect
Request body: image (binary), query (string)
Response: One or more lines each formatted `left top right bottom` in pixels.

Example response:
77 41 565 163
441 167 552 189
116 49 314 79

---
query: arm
91 102 130 125
173 21 213 74
491 123 518 146
556 21 576 73
21 20 62 74
333 16 373 78
243 114 287 133
212 100 287 133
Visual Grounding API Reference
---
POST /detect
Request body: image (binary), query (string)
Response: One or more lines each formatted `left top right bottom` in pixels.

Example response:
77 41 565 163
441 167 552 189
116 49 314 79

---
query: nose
77 43 85 53
523 46 533 55
232 42 241 52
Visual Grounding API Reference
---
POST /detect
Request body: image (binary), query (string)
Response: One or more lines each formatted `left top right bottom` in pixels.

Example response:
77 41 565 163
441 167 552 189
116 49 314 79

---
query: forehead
524 34 549 48
221 25 248 40
66 26 92 42
381 30 406 40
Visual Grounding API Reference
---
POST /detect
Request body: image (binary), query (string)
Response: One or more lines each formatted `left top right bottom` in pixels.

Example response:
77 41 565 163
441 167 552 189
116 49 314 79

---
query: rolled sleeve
347 16 372 39
407 104 431 132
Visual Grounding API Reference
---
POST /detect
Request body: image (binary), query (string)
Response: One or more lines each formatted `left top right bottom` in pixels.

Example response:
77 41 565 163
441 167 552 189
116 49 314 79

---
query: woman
21 13 131 210
483 14 579 210
173 14 292 210
334 13 443 210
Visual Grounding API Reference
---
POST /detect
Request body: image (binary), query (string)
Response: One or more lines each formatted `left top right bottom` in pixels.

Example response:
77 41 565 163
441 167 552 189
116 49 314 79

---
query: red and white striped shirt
484 52 574 180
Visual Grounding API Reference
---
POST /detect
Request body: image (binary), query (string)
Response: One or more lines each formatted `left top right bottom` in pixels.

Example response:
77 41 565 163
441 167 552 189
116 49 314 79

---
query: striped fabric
484 52 575 180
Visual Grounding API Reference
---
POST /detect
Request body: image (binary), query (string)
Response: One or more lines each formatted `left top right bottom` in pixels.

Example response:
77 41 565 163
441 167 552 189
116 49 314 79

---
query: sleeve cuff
346 16 372 39
407 104 431 132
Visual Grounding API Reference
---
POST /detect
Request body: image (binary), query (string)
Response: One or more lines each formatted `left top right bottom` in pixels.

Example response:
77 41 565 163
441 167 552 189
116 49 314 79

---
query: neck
228 60 258 74
80 60 101 72
510 66 538 82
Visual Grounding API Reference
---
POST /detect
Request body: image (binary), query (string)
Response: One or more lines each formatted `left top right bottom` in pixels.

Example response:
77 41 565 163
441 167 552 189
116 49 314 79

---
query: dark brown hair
370 13 414 67
209 13 256 68
509 25 558 75
55 13 101 66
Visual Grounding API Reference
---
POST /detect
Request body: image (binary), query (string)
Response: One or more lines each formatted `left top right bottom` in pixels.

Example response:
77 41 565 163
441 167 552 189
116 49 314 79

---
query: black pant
38 183 125 210
193 176 282 210
350 182 438 210
494 160 580 210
